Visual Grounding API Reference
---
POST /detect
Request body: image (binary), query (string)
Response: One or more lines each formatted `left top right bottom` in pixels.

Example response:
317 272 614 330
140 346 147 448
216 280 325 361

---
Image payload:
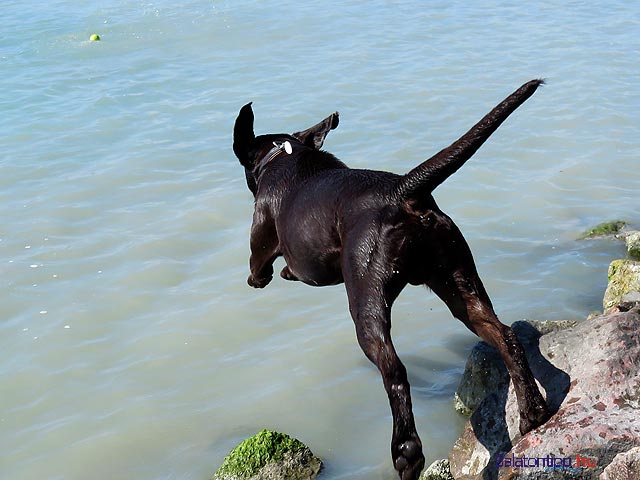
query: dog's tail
394 79 544 201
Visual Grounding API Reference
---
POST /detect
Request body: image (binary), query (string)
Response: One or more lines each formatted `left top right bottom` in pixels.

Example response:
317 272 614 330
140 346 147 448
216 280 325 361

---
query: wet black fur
232 80 551 480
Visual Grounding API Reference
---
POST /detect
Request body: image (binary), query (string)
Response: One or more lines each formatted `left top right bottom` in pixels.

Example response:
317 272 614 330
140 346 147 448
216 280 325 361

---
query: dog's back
256 79 546 289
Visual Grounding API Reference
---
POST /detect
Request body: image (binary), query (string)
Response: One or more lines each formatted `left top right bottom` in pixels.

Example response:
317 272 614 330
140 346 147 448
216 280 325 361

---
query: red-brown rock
449 308 640 479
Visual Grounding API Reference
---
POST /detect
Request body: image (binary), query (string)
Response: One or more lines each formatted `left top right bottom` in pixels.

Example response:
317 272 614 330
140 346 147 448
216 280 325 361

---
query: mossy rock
626 231 640 260
603 259 640 311
453 341 508 416
213 430 322 480
579 220 627 239
420 458 454 480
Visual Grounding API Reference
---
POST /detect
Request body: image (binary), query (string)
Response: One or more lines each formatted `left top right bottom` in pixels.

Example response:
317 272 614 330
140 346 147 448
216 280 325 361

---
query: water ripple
2 2 639 479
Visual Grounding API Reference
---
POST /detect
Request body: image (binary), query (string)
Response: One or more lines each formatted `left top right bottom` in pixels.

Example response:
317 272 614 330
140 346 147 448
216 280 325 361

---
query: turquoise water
1 1 638 479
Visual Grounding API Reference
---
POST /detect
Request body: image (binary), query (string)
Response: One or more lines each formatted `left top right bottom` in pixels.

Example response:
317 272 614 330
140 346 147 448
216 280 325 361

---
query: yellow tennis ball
89 34 100 41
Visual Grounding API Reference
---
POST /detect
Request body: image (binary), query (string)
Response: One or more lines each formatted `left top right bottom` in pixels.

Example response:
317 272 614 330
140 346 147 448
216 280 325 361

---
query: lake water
1 1 638 479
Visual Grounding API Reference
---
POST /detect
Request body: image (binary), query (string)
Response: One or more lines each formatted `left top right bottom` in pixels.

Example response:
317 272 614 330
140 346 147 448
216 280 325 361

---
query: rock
213 430 322 480
253 449 322 480
448 308 640 479
453 320 577 417
586 310 602 320
599 446 640 480
602 259 640 312
578 220 627 239
521 319 580 336
626 231 640 260
454 342 507 416
420 458 454 480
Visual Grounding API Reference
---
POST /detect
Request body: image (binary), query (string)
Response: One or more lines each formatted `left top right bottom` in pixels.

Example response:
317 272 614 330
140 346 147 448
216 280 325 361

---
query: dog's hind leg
342 255 424 479
279 265 299 281
430 272 551 435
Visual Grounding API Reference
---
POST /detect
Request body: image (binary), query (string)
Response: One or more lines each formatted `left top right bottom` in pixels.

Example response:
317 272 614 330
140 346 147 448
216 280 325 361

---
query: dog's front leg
247 206 279 289
343 262 424 479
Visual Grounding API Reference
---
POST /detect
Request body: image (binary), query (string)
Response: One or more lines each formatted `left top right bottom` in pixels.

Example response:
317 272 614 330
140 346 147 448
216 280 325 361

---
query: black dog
233 80 551 480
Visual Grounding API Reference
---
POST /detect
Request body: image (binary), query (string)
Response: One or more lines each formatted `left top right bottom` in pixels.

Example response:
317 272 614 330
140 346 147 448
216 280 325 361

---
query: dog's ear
292 112 339 149
233 102 256 166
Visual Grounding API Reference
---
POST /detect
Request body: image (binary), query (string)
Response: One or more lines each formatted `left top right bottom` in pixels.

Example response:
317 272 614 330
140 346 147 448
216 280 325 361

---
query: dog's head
233 103 339 195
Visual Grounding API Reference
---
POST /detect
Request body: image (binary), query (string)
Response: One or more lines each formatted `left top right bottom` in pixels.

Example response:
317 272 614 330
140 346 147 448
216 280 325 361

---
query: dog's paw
392 438 425 480
280 266 299 281
247 274 272 289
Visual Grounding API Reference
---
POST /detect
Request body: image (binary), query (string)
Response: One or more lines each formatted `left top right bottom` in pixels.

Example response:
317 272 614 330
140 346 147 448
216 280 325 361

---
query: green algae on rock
626 231 640 260
420 458 454 480
603 259 640 311
213 430 322 480
579 220 627 239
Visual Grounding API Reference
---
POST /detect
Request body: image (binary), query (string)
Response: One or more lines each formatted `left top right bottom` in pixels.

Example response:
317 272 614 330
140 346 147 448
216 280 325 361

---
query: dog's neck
254 140 295 177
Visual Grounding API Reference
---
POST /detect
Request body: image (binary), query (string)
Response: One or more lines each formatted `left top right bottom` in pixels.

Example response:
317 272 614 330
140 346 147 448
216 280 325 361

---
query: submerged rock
448 308 640 479
213 430 322 480
602 259 640 312
578 220 627 239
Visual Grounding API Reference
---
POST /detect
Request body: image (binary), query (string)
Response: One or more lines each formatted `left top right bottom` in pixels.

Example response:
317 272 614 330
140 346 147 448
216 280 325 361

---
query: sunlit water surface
1 1 638 479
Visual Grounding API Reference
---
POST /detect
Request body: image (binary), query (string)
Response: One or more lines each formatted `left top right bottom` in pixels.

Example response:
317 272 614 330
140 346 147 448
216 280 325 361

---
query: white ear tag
284 141 293 154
